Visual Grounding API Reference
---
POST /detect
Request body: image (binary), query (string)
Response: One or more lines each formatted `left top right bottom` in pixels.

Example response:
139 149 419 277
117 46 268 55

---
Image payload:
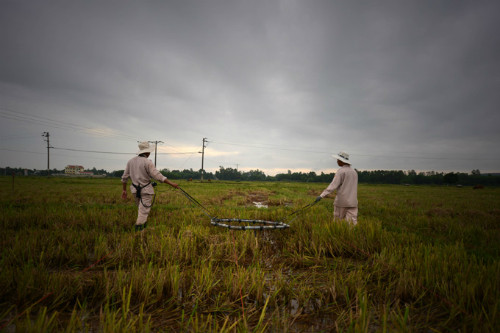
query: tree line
158 167 500 186
1 167 109 177
2 166 499 186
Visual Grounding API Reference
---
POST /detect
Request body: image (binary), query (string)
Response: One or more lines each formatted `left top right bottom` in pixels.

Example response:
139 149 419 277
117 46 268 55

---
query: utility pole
200 137 207 181
148 140 164 167
42 132 52 175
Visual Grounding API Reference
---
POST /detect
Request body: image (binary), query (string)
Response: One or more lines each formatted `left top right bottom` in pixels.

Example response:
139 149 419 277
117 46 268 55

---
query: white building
65 165 95 176
65 165 84 174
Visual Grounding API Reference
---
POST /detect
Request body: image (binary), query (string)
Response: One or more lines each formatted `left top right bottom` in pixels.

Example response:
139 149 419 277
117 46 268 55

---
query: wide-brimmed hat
136 141 155 155
333 151 351 164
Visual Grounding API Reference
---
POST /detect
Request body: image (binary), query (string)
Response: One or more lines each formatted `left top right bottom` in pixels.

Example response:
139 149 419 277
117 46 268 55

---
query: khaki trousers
135 194 153 225
334 206 358 225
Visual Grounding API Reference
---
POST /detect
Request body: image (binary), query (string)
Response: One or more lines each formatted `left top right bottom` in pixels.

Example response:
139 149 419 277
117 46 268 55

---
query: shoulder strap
132 181 151 198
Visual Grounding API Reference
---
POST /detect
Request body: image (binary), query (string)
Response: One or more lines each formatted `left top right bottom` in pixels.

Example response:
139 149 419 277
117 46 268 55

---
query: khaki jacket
121 156 167 195
320 165 358 207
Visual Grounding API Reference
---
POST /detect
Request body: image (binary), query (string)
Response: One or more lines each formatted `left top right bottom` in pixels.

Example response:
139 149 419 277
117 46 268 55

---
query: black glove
315 196 322 203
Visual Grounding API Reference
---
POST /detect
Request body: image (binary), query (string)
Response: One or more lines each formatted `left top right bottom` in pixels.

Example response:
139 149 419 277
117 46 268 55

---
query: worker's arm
121 162 130 199
164 178 179 189
319 172 343 198
122 181 127 199
145 159 178 189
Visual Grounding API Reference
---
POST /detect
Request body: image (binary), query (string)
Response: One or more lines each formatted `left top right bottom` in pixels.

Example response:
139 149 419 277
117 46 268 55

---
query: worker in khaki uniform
121 141 179 231
316 151 358 224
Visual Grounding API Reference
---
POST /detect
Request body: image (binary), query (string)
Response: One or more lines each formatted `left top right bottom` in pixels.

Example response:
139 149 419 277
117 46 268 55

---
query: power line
0 148 45 155
53 147 131 155
51 147 198 155
0 107 138 141
50 152 130 162
0 108 90 132
0 134 41 140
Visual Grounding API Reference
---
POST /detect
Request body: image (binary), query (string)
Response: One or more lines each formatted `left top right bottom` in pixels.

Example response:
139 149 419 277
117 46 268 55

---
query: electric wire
51 147 198 155
0 107 139 141
0 148 46 155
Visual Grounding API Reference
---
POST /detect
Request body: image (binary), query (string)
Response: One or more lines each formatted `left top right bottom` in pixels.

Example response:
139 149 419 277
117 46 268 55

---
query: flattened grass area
0 176 499 332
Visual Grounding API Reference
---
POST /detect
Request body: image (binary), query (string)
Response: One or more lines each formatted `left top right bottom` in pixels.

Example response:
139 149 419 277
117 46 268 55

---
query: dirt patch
487 209 500 217
426 207 456 218
267 198 293 207
229 191 268 206
228 190 246 197
246 191 268 204
209 190 293 207
307 189 319 196
404 199 419 208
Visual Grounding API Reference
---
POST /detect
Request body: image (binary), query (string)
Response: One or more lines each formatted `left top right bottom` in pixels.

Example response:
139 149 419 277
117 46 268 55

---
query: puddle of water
290 298 300 316
253 201 268 208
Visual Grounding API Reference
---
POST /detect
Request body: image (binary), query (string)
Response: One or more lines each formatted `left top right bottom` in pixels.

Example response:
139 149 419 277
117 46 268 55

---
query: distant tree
471 169 481 175
216 166 242 180
443 172 459 184
407 170 417 176
160 168 208 180
111 170 124 177
318 172 335 182
242 169 267 181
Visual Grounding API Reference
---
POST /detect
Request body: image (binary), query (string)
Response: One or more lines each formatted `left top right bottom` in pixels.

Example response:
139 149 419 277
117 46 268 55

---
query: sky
1 0 499 176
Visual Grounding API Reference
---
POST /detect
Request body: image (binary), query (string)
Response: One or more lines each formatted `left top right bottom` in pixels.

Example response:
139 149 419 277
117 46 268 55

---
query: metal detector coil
210 218 289 230
178 187 315 231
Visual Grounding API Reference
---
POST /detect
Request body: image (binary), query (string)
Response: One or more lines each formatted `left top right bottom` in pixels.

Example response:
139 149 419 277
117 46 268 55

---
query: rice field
0 176 499 332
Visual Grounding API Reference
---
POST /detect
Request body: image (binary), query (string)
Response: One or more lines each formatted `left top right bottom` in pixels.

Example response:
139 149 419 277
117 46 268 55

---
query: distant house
65 165 84 175
65 165 93 176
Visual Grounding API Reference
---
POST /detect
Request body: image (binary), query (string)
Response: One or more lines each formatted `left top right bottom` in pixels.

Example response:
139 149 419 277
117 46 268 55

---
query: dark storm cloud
1 0 499 173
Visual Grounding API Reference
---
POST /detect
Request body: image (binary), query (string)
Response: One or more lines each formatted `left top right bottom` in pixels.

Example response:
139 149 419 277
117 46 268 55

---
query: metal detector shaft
177 187 216 219
279 200 319 224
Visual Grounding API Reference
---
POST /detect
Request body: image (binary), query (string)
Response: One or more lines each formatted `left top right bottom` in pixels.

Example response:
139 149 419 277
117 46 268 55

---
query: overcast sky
1 0 499 175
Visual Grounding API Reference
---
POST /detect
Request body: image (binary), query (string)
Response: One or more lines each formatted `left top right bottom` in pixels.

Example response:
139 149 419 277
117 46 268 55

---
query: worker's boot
134 223 147 232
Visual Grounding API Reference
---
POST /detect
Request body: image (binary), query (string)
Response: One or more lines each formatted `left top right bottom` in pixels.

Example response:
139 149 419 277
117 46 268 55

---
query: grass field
0 176 499 332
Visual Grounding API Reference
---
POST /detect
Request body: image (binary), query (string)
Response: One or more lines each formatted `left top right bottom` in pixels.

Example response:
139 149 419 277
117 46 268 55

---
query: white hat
137 141 155 155
333 151 351 164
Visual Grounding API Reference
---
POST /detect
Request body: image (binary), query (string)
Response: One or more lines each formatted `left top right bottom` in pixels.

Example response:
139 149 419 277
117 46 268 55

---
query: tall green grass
0 177 498 331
